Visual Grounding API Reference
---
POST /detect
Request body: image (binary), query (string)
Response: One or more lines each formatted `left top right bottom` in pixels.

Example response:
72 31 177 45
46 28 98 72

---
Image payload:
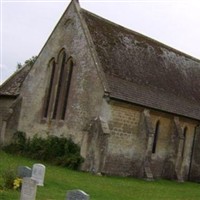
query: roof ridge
78 8 110 93
82 9 200 62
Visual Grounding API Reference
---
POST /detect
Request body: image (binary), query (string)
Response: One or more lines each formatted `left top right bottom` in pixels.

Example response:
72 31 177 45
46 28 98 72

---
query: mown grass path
0 151 199 200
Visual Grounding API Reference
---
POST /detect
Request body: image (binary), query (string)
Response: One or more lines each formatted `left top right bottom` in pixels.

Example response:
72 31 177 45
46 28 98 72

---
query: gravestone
18 166 32 178
20 177 37 200
66 189 90 200
31 163 46 186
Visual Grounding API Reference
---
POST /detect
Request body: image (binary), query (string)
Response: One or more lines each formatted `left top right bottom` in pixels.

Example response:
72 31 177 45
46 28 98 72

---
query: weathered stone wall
0 96 16 145
189 126 200 182
17 2 104 155
81 117 109 173
100 100 142 177
5 97 23 145
99 99 198 180
0 97 14 129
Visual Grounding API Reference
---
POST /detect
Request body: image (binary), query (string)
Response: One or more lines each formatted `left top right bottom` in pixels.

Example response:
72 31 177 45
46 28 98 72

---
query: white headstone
20 177 37 200
67 189 90 200
31 164 46 186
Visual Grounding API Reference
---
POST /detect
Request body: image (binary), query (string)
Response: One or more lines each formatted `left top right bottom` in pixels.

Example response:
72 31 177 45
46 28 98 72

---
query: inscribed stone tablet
31 163 45 186
20 177 37 200
18 166 32 178
67 189 90 200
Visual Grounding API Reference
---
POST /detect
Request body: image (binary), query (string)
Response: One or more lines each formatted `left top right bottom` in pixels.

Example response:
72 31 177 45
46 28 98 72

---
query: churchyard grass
0 150 200 200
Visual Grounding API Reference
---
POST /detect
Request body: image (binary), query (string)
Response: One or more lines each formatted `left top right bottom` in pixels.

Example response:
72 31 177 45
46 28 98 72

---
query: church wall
100 100 142 176
100 99 198 180
189 126 200 182
17 2 104 152
4 97 22 145
0 97 14 130
0 97 16 145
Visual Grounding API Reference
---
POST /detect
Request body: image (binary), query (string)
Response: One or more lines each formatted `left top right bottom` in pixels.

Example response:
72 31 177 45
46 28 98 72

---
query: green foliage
3 132 84 170
24 56 38 66
16 55 38 70
17 63 23 70
1 168 16 190
3 131 26 154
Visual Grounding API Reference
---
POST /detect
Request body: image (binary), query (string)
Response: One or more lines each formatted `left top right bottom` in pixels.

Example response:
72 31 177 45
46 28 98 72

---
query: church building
1 0 200 182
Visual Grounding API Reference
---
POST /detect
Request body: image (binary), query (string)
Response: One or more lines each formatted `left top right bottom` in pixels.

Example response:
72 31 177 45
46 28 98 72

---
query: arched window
182 127 187 157
52 50 66 119
43 49 74 121
61 57 73 120
43 58 56 118
152 120 160 154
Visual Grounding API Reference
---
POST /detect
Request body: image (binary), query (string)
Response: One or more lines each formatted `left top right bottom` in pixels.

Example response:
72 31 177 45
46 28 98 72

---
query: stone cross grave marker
20 177 37 200
18 166 32 178
66 189 90 200
31 163 46 186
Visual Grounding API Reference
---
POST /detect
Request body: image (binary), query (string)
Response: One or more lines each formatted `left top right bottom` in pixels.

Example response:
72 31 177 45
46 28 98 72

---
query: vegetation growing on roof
17 55 38 70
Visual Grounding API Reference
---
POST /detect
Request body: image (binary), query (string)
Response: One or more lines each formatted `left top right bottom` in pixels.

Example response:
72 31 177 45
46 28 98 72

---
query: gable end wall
17 2 104 150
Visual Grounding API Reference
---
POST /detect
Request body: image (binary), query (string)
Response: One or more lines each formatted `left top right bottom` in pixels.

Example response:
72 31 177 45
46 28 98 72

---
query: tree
16 56 38 70
17 63 23 70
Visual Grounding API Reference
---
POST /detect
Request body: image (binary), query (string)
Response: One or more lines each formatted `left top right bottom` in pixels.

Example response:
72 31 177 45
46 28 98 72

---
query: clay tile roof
0 64 31 96
82 9 200 120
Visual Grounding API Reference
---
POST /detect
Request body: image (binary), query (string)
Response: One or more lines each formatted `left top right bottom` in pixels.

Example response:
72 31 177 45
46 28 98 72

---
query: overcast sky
1 0 200 84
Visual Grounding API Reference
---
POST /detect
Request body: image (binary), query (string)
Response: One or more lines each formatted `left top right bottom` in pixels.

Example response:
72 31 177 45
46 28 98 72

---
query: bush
3 132 84 170
1 168 17 190
3 131 26 154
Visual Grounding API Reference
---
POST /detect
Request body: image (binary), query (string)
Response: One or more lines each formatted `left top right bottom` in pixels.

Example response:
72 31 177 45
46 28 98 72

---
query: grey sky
1 0 200 84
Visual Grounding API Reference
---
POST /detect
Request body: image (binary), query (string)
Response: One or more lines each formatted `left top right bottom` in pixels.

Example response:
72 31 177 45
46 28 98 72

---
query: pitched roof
0 65 31 96
81 9 200 120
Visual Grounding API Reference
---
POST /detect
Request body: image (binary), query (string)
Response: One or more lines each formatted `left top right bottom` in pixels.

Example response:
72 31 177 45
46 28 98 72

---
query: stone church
1 0 200 182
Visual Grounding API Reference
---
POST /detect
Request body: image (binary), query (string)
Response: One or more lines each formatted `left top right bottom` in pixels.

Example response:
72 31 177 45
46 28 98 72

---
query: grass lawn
0 151 199 200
